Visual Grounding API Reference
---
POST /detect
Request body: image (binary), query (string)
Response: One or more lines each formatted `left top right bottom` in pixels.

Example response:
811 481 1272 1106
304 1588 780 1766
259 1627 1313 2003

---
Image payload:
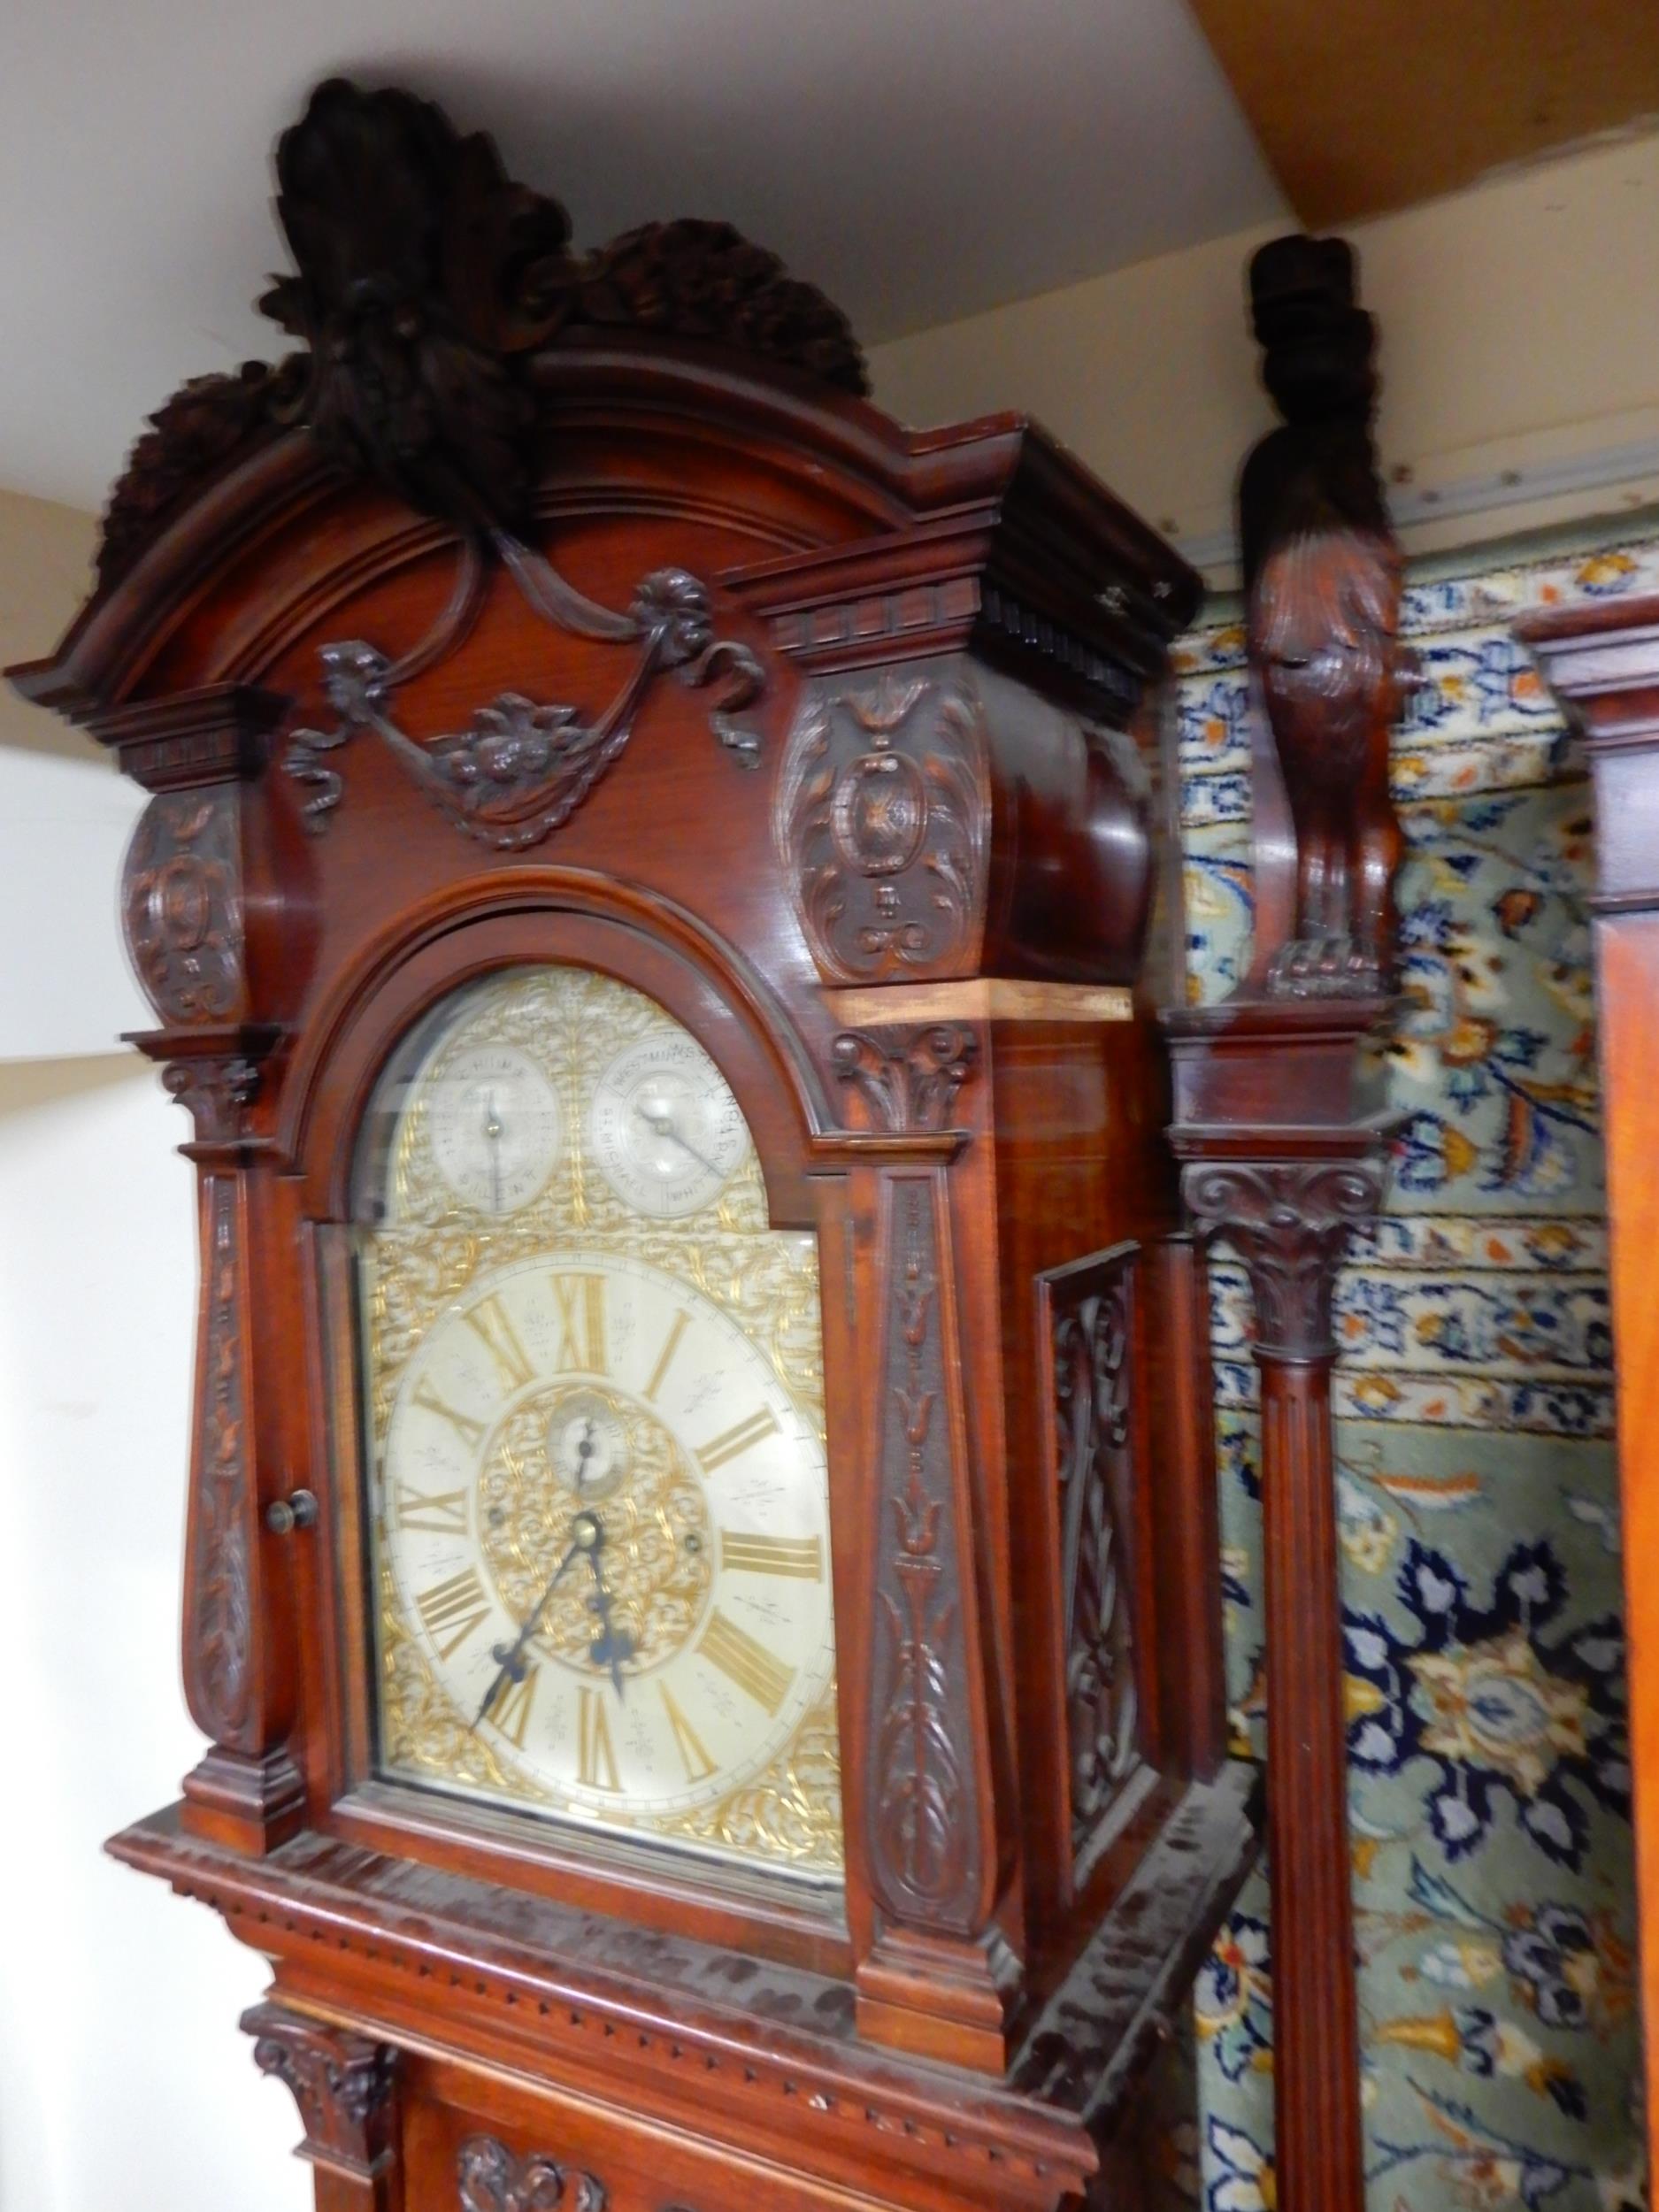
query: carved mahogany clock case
13 81 1256 2212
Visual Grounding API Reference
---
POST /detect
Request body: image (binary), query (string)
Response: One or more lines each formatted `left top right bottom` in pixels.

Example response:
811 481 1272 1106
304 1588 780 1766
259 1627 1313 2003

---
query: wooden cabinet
11 77 1256 2211
1521 594 1659 2193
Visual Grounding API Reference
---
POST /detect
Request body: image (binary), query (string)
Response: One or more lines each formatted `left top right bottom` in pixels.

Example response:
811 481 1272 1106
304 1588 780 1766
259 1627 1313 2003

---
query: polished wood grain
1520 592 1659 2193
1187 0 1659 228
12 77 1253 2212
1158 229 1405 2212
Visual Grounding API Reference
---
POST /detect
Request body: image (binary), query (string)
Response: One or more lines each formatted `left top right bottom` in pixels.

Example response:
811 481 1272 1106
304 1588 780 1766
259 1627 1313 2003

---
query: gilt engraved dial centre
357 964 841 1881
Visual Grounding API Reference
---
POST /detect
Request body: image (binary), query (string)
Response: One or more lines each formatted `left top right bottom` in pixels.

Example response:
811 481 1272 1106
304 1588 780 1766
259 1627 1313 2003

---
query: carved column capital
831 1022 978 1133
1181 1155 1387 1361
243 2002 399 2180
162 1051 263 1144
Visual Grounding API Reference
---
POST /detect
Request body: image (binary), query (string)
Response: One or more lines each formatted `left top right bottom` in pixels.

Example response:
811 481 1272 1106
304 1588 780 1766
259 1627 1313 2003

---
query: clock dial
426 1043 563 1214
588 1033 747 1218
380 1253 833 1817
355 964 841 1885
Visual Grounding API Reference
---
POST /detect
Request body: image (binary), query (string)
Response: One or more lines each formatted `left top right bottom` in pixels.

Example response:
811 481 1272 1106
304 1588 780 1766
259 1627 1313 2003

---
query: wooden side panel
1595 916 1659 2181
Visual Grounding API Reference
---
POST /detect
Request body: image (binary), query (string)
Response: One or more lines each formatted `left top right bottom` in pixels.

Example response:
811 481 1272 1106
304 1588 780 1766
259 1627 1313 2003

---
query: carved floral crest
96 77 866 588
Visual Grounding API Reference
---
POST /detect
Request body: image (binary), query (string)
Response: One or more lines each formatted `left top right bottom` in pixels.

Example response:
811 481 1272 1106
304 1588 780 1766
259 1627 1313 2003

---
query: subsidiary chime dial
426 1043 563 1214
357 964 841 1883
588 1033 747 1218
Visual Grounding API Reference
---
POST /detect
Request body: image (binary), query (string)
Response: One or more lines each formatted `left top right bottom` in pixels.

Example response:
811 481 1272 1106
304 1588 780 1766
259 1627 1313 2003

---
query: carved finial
1240 234 1388 595
96 79 867 589
259 78 579 539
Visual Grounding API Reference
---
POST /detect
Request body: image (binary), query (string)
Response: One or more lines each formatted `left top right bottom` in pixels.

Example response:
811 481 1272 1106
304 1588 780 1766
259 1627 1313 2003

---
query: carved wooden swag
101 78 872 849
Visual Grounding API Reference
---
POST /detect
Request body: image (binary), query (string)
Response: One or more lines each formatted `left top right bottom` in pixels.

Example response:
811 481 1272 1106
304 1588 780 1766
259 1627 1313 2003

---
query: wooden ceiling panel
1187 0 1659 225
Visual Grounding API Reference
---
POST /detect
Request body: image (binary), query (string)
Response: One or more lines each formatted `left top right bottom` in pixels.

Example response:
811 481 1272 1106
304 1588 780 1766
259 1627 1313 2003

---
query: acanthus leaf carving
867 1177 986 1934
96 79 865 590
1181 1156 1388 1362
243 2001 398 2176
162 1054 262 1148
186 1175 256 1747
458 2133 606 2212
122 787 247 1025
830 1024 978 1135
778 672 992 985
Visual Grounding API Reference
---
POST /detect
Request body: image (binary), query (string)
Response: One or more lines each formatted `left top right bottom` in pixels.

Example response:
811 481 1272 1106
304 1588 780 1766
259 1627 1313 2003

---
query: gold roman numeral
463 1294 534 1391
490 1664 540 1749
644 1310 692 1402
698 1609 794 1716
695 1406 780 1472
719 1531 824 1579
415 1567 490 1660
393 1483 469 1535
659 1681 718 1782
577 1686 621 1791
411 1379 487 1451
552 1273 608 1374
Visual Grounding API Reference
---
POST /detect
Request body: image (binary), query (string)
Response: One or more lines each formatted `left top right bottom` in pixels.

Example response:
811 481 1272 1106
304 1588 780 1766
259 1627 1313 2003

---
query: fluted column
1183 1154 1388 2212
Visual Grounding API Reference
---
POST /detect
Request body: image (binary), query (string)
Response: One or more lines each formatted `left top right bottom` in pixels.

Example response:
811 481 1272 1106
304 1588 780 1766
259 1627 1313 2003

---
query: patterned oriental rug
1173 516 1653 2212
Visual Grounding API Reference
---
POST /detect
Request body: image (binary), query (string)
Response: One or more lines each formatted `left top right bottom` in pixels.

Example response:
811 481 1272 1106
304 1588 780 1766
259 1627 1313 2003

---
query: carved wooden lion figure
1253 523 1409 996
1239 231 1411 999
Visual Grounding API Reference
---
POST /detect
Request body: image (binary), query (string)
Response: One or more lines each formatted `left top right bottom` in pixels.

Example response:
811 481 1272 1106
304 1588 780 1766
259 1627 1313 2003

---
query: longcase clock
12 78 1258 2212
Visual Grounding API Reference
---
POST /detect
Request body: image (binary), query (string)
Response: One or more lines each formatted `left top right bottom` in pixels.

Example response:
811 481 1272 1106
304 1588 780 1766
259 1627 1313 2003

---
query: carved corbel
244 2003 401 2206
113 687 301 1850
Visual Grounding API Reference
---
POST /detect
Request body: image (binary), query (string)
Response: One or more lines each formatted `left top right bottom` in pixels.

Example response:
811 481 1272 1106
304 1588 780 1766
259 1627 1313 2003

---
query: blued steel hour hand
585 1542 635 1698
473 1509 603 1727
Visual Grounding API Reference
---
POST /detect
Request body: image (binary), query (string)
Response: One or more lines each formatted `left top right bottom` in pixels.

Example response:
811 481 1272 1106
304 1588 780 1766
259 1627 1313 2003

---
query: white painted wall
0 495 304 2211
0 1057 303 2212
869 125 1659 579
2 114 1657 2212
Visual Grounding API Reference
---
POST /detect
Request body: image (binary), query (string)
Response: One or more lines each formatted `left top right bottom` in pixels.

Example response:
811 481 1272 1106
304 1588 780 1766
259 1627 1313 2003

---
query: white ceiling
1 0 1284 513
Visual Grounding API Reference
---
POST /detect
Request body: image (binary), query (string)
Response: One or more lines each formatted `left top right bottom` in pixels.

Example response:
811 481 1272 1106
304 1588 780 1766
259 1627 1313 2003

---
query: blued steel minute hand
472 1509 602 1727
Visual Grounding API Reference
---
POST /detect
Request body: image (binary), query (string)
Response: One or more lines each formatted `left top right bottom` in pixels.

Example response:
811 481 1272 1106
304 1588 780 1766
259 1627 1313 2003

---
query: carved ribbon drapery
284 557 764 849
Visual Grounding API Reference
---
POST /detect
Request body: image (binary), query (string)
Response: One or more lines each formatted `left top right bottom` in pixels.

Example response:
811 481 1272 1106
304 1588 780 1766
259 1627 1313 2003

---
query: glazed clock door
349 964 843 1886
